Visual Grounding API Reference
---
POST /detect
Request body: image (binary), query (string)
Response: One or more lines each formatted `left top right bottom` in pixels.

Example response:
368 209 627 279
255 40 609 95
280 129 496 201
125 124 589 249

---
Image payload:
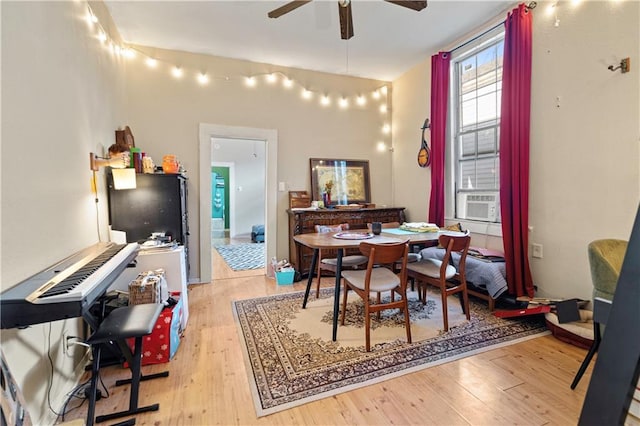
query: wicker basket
128 270 164 305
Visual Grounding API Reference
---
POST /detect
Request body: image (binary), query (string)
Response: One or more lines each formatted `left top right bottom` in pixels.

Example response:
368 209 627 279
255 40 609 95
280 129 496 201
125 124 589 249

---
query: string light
356 95 366 106
321 95 331 106
172 66 183 78
283 77 293 88
197 73 209 85
266 73 277 84
302 89 312 100
339 97 349 109
379 104 387 113
146 57 158 68
372 90 381 100
245 76 256 87
382 124 391 134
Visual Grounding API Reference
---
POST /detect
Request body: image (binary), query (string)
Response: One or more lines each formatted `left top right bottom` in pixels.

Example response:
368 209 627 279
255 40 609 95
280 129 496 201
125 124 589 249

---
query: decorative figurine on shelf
323 180 333 206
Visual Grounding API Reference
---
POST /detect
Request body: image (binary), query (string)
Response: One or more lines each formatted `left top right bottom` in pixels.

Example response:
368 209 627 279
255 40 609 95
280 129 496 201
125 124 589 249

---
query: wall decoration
310 158 371 206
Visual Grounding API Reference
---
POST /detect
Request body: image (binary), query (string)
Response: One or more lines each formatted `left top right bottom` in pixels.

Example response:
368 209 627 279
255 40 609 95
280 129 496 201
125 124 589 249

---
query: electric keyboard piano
1 242 139 329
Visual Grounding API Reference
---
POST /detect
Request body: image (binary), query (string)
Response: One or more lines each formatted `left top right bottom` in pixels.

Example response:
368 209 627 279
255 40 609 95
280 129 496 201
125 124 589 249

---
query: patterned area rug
214 243 265 270
233 288 549 416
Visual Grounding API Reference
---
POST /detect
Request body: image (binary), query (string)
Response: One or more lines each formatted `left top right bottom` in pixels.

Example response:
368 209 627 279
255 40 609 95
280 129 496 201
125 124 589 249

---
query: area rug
233 288 549 417
214 243 264 270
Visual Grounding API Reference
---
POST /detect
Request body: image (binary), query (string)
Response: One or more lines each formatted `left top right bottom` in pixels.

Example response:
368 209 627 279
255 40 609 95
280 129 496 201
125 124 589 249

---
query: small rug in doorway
215 243 264 271
233 288 549 417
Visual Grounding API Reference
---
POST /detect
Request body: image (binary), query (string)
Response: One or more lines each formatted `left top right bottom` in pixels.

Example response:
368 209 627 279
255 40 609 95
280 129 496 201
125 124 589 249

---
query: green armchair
570 239 628 389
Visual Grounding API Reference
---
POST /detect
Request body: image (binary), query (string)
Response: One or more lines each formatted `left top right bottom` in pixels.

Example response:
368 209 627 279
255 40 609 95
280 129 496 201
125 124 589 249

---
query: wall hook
608 58 630 74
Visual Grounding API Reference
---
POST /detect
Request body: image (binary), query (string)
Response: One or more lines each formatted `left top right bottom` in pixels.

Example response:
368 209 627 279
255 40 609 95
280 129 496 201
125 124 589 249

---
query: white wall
392 0 640 301
1 2 127 424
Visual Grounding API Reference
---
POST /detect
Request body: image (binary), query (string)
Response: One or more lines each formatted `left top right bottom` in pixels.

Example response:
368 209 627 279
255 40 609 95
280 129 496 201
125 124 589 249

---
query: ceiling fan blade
338 2 354 40
268 1 313 19
384 1 428 12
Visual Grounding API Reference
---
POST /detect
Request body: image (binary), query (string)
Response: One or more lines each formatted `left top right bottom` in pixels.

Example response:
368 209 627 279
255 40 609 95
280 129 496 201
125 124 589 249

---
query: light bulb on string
372 90 381 100
172 66 183 78
245 76 256 87
339 98 349 109
146 57 158 68
283 77 293 88
356 95 366 106
197 73 209 85
321 95 330 106
379 104 388 113
266 73 277 84
302 89 312 100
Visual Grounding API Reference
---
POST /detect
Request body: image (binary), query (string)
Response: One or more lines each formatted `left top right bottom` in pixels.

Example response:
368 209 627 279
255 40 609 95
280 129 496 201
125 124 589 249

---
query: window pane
459 160 476 189
477 128 496 154
460 133 476 157
477 93 499 123
461 99 477 129
476 157 498 189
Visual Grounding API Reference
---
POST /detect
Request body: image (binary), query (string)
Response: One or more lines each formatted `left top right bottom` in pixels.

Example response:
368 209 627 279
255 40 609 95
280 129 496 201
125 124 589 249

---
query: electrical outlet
532 243 543 259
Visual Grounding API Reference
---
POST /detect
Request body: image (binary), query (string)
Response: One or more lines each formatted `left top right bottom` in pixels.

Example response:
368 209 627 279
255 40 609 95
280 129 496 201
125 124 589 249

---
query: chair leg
403 297 412 344
340 285 349 326
376 292 382 320
441 287 449 332
570 321 602 390
365 303 371 352
461 287 470 320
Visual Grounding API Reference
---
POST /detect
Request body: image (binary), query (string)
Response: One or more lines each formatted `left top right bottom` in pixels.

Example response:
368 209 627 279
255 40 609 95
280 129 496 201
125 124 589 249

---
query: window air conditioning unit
457 192 499 222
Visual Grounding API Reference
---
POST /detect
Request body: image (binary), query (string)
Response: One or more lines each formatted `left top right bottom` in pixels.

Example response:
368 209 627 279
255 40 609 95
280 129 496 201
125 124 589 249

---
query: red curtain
500 3 534 297
428 52 450 226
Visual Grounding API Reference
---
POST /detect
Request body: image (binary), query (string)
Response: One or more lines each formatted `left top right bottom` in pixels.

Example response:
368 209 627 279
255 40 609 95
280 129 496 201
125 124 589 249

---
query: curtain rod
447 1 537 55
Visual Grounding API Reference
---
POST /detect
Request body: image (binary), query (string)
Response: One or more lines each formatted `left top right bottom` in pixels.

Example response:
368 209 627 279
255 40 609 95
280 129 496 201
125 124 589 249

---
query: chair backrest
366 222 400 231
315 223 349 233
358 240 410 290
588 239 628 301
438 233 471 279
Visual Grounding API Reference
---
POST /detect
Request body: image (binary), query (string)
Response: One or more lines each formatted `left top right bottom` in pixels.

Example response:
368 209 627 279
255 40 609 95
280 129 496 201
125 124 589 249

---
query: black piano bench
85 303 169 426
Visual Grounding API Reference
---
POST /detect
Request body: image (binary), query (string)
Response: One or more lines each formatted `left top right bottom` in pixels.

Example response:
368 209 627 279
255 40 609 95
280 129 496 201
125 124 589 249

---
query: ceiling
104 1 514 81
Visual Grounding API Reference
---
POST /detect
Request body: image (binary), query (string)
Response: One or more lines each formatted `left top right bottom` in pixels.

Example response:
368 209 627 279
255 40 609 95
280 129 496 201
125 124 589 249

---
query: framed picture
310 158 371 205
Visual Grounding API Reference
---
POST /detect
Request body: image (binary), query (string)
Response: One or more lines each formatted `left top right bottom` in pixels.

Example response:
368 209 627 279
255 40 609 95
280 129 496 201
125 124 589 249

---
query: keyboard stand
85 304 169 426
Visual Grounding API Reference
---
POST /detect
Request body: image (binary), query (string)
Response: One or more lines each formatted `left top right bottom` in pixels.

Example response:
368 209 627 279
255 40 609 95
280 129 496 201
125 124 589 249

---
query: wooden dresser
287 207 406 276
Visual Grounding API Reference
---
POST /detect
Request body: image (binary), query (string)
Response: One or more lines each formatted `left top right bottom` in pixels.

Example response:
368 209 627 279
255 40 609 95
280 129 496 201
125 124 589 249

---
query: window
451 29 504 223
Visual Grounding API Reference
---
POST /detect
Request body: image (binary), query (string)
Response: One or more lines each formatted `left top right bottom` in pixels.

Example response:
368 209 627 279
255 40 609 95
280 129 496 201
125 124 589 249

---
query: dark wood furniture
288 207 406 276
107 173 189 276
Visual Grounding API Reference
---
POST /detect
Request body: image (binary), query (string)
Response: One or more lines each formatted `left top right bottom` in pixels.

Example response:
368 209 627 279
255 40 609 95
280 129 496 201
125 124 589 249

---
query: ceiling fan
267 0 428 40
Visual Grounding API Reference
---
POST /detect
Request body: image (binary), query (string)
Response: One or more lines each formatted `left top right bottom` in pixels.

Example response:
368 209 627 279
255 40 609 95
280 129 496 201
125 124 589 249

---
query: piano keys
1 242 139 329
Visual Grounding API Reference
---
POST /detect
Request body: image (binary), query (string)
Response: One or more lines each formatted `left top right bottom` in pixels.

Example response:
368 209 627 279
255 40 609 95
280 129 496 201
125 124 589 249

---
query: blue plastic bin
275 269 295 285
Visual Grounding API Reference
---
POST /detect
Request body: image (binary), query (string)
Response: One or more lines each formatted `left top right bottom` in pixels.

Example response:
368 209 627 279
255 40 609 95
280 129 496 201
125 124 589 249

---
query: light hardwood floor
61 248 593 425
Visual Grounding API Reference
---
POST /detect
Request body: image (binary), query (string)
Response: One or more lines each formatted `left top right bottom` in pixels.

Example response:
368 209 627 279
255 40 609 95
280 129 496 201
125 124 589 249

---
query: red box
127 293 183 366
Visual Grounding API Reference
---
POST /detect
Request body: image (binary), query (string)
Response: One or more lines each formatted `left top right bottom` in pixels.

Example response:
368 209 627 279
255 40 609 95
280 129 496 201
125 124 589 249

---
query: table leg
332 249 343 341
302 248 319 309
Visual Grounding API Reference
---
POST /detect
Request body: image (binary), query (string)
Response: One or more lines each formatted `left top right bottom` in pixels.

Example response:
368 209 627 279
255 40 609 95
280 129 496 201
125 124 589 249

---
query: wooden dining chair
366 222 421 289
340 240 411 351
406 232 471 332
314 223 368 298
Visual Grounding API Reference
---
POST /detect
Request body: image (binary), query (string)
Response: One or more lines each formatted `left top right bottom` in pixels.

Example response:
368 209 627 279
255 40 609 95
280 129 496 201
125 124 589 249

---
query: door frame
199 123 277 282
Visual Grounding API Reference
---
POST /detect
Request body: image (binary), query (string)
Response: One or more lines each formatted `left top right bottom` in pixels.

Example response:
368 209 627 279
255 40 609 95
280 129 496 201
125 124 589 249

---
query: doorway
199 124 277 283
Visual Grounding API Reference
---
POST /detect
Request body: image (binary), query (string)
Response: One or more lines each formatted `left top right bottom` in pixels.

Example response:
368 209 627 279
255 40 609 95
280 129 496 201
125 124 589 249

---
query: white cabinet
110 246 189 329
